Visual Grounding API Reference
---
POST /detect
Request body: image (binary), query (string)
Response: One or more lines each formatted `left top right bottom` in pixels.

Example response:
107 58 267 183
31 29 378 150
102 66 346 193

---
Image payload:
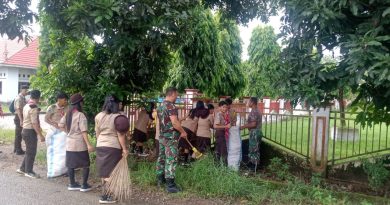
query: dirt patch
0 142 235 205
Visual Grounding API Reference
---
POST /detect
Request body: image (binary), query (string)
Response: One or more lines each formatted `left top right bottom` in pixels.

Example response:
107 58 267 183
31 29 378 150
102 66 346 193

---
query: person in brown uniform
214 101 231 164
95 95 129 204
196 105 213 153
16 90 45 178
45 92 69 130
179 109 198 165
132 102 155 156
59 93 94 192
13 85 29 155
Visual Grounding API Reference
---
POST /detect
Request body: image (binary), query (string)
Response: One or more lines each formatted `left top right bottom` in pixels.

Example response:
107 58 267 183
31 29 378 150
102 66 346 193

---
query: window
0 81 2 95
27 75 30 78
19 74 21 77
23 74 25 78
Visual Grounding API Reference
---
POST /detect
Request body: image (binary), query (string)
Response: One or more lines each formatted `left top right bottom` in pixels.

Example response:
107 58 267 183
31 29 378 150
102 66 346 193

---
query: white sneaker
138 152 149 157
24 172 40 179
16 169 25 175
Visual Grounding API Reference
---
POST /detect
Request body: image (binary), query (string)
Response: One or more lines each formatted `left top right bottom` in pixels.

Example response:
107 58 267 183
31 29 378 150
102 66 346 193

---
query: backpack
9 99 15 113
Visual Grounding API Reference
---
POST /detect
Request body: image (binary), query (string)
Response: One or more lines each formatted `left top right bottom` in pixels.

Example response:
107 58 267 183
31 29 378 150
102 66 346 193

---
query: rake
184 137 203 159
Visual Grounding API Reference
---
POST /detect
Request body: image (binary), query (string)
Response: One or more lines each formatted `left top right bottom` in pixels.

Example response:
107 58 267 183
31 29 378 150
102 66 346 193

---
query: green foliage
203 0 279 24
269 0 390 125
310 172 324 187
0 0 36 40
362 158 390 190
244 25 282 98
266 157 292 181
166 8 245 98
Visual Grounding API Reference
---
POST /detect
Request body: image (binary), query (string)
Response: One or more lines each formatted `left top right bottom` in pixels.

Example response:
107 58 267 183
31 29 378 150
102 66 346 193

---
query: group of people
154 87 263 193
11 87 130 204
9 85 262 200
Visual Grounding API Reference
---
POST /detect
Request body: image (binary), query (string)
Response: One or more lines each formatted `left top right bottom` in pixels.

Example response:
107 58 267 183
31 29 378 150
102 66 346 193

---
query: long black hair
102 95 120 114
65 102 83 133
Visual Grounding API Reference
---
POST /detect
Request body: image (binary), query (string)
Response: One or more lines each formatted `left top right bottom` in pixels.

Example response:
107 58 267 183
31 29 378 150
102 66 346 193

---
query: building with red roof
0 37 39 102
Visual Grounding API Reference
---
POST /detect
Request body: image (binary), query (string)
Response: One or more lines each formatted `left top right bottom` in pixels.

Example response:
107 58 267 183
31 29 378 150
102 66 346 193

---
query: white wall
0 66 36 102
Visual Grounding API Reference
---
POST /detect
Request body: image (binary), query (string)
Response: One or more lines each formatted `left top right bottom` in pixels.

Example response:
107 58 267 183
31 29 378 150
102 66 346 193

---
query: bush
362 158 390 190
267 157 292 181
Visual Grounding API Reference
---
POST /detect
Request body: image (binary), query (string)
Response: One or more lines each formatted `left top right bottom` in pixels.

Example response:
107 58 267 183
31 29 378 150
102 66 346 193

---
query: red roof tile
3 37 39 69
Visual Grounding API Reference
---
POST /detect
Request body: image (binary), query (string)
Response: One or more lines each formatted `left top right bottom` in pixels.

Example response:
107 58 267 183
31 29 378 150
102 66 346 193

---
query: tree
269 0 390 125
0 0 36 40
244 25 281 98
165 9 245 98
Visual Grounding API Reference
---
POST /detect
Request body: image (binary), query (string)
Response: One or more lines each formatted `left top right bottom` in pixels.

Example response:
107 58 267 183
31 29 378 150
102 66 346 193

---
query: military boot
157 174 166 188
166 178 181 193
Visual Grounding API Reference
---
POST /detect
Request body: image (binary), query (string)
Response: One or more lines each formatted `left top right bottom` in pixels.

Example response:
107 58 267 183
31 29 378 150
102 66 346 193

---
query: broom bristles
104 157 132 202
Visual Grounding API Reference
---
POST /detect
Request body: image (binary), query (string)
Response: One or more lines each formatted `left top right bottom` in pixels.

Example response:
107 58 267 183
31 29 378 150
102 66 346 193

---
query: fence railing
328 111 390 165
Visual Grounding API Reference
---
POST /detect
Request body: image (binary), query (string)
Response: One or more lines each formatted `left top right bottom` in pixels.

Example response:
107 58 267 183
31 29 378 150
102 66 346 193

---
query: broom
184 137 203 159
104 156 131 202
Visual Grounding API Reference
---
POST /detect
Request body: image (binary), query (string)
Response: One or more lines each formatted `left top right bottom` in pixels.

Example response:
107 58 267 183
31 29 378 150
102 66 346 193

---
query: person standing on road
16 90 45 178
95 95 130 204
13 85 29 155
45 92 69 177
156 87 187 193
240 97 262 172
59 93 94 192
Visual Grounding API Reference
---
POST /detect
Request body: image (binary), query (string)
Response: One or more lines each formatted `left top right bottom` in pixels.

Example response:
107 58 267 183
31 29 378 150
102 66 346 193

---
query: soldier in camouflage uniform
240 97 262 172
156 87 187 193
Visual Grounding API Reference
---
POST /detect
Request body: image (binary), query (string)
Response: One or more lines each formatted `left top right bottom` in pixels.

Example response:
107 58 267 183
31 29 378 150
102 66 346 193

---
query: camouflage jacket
157 100 179 139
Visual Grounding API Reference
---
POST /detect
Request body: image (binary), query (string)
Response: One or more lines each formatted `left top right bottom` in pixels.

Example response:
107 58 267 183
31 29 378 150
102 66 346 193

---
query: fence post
311 108 330 174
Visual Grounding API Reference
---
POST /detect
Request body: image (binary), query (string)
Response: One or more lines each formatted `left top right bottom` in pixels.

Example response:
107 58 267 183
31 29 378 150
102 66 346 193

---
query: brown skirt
96 146 122 178
179 127 197 150
66 151 90 168
197 136 211 153
133 128 147 143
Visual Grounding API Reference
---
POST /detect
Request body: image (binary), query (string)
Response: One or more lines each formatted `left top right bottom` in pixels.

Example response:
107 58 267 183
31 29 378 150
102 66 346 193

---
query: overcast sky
28 0 282 60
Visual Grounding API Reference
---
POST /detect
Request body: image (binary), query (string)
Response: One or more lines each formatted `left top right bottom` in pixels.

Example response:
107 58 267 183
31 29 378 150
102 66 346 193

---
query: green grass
131 156 388 205
260 114 390 163
0 129 14 143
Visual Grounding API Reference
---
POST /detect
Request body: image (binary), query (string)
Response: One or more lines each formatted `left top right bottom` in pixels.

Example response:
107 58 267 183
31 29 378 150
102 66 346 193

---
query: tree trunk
338 88 346 127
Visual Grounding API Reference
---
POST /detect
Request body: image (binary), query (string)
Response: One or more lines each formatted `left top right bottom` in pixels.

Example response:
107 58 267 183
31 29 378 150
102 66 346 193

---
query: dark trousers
20 129 38 173
14 115 23 152
215 129 227 164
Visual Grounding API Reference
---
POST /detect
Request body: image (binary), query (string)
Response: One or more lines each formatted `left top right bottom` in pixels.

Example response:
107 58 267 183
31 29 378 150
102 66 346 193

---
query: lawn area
0 128 388 204
260 113 390 163
0 129 14 143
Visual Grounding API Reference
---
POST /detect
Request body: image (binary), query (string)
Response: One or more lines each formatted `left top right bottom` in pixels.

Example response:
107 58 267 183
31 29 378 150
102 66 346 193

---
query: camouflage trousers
248 128 262 165
156 136 179 179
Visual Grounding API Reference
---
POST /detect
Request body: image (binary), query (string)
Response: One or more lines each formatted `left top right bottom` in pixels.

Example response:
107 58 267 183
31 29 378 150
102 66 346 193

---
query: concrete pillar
311 108 330 174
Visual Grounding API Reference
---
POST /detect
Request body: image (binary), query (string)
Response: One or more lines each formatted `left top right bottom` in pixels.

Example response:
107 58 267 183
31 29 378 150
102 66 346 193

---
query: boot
166 178 181 193
157 174 166 188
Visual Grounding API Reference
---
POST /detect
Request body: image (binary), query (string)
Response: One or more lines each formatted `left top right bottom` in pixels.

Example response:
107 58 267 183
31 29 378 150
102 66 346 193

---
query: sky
27 0 283 60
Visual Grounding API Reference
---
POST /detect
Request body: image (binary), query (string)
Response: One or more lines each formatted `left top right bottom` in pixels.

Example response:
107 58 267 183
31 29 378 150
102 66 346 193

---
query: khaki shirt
59 111 88 151
196 115 213 138
95 112 121 149
154 111 160 140
214 111 228 130
181 117 198 133
135 110 151 134
22 104 39 129
46 103 69 124
15 94 26 111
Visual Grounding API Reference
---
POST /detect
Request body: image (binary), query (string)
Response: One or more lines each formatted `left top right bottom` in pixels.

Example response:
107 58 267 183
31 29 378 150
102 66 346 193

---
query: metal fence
328 111 390 165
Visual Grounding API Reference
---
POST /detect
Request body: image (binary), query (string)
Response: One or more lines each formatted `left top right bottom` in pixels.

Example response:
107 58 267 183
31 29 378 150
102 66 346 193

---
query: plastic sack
46 128 67 178
227 126 242 171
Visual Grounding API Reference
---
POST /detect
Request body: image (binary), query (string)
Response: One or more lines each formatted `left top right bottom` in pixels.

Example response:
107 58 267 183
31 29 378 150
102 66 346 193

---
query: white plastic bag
227 126 242 171
46 128 67 178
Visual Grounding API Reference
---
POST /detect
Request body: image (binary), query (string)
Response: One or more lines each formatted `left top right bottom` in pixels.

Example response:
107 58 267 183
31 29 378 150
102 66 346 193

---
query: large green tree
166 10 245 98
271 0 390 124
244 25 281 98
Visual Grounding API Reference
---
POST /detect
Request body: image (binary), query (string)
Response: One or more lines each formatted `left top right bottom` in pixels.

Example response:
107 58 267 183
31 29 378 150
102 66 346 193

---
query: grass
131 156 389 205
0 129 14 143
1 129 388 204
258 114 390 163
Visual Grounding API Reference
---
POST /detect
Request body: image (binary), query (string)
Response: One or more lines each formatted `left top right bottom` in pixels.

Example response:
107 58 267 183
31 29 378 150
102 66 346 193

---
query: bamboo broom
104 156 131 202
